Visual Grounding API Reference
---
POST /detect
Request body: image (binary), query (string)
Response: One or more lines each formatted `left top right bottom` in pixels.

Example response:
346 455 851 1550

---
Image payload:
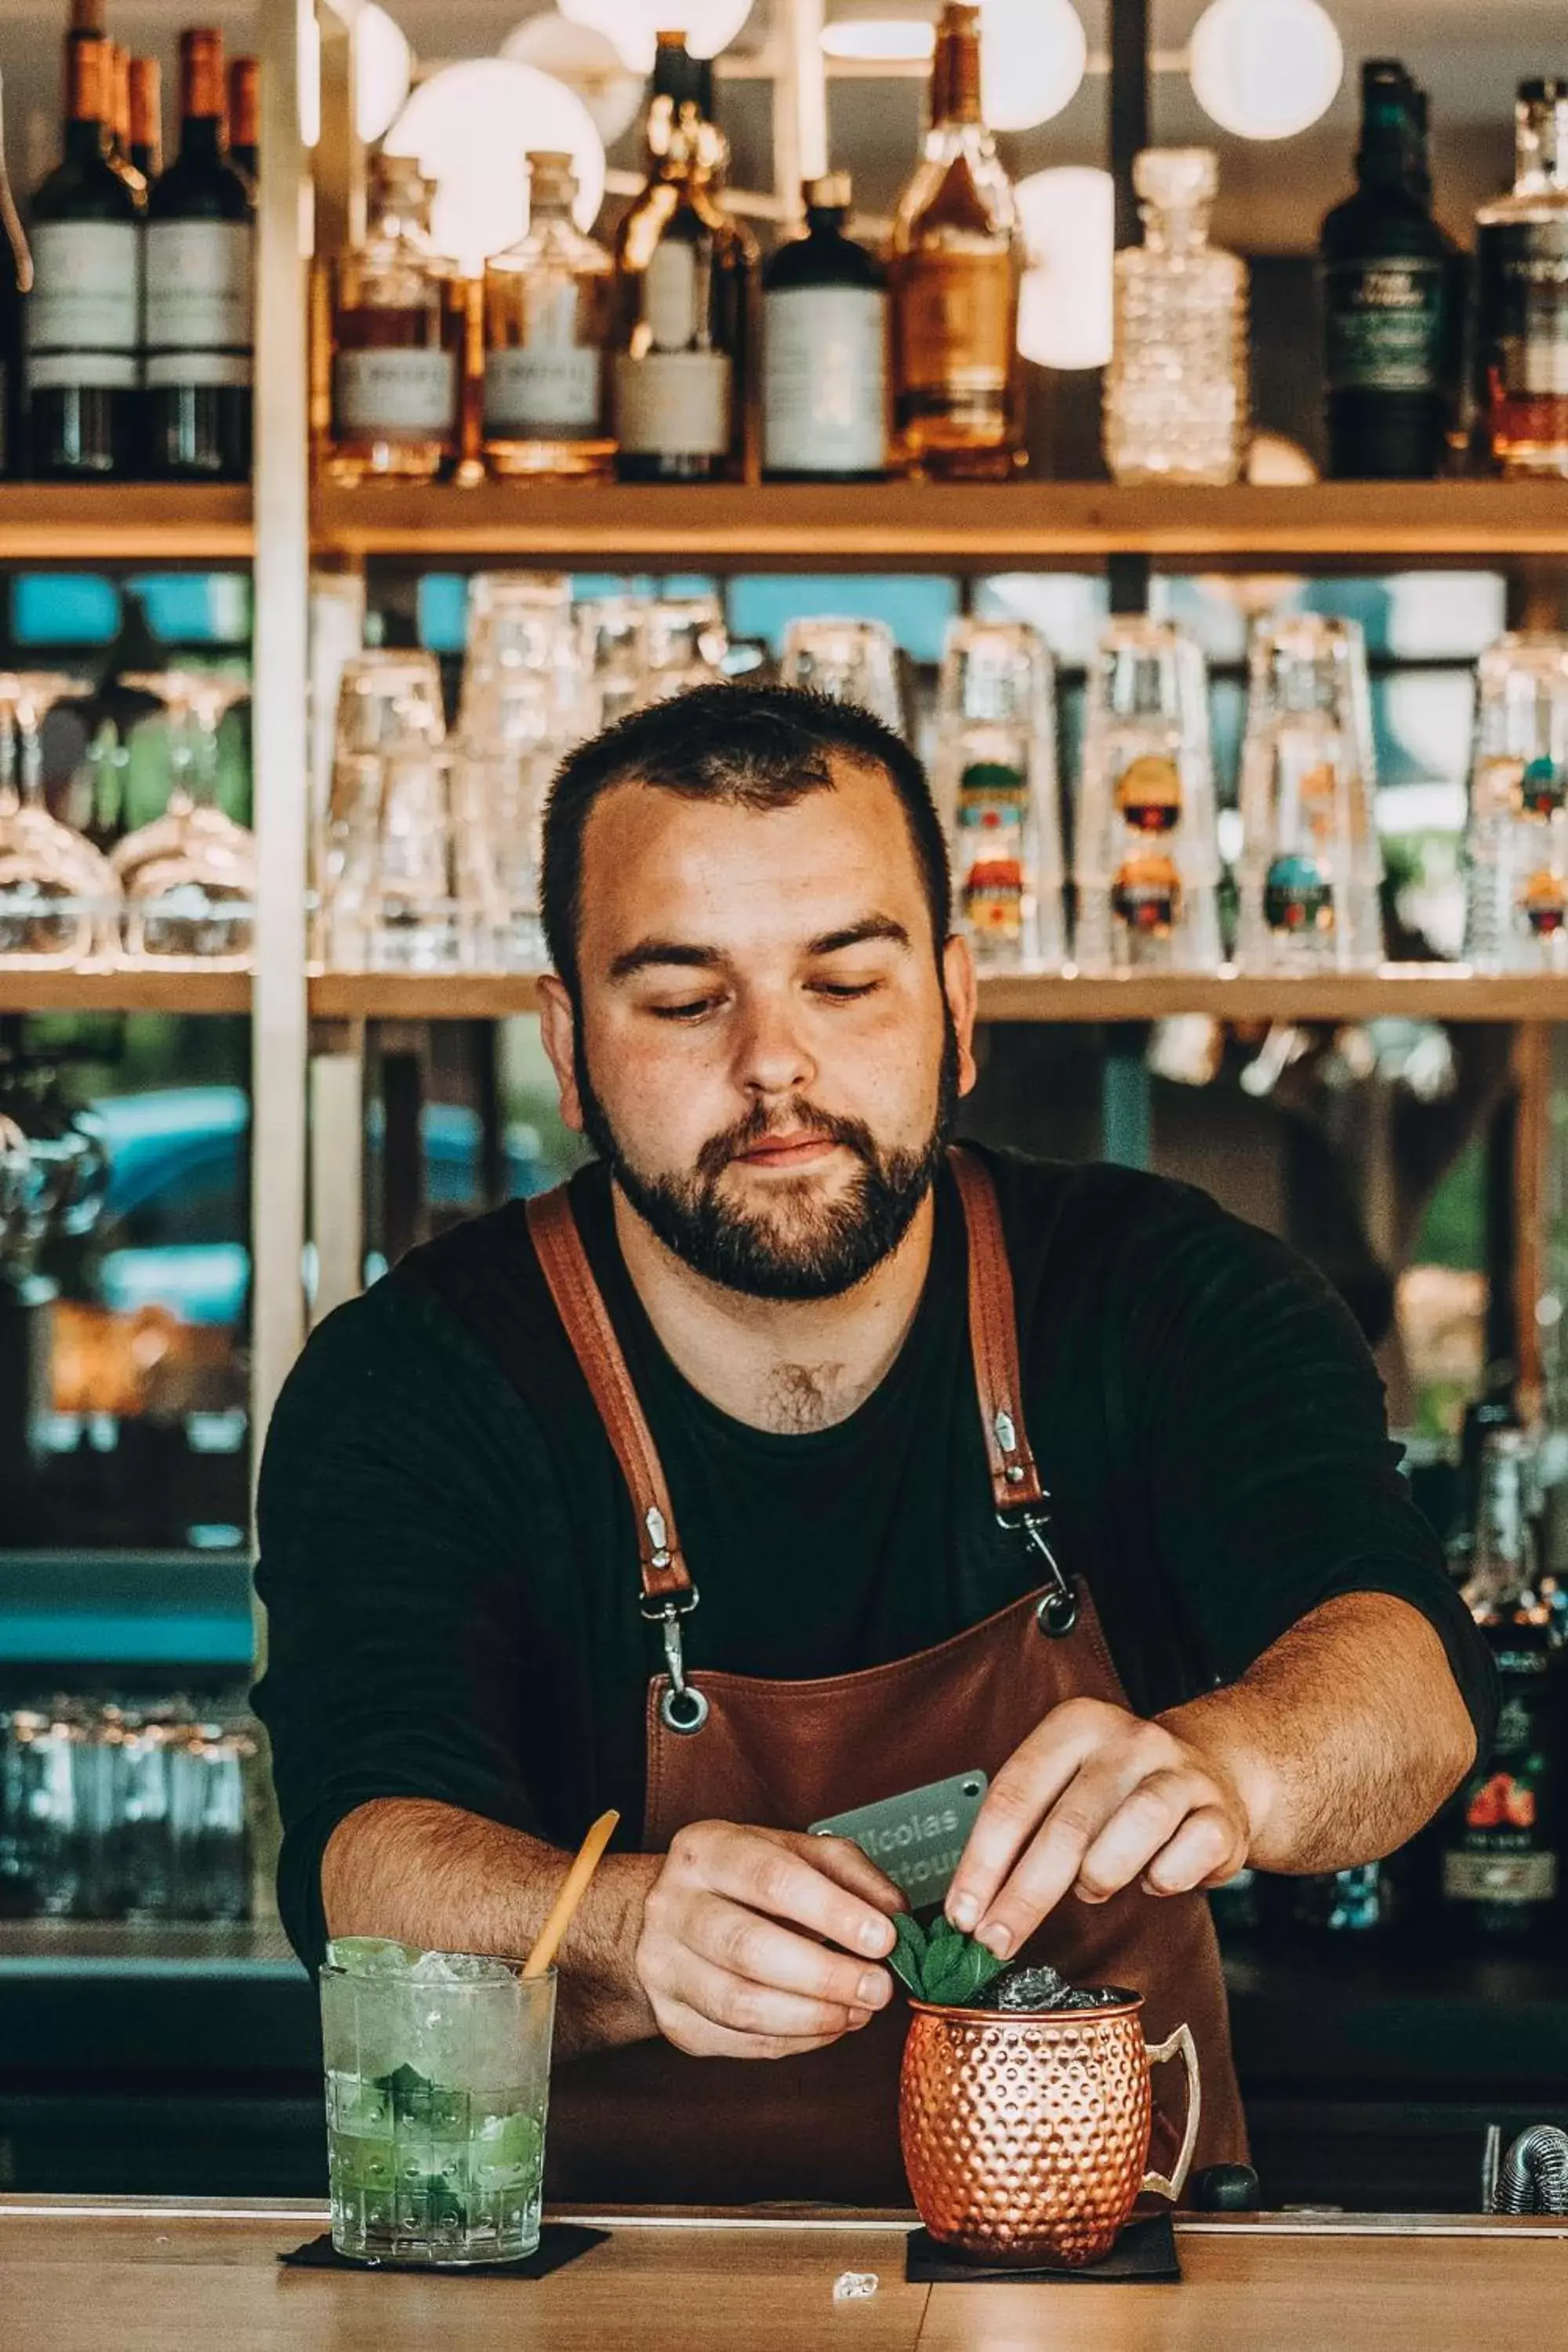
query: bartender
254 683 1494 2204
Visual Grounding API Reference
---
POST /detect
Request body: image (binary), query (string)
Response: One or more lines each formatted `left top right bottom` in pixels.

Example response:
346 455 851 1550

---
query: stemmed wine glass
112 669 254 965
0 672 120 966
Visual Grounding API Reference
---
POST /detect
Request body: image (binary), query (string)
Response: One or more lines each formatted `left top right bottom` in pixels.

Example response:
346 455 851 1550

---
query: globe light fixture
1015 166 1114 371
501 12 644 147
1189 0 1344 141
355 4 413 145
559 0 754 72
979 0 1087 132
384 59 606 275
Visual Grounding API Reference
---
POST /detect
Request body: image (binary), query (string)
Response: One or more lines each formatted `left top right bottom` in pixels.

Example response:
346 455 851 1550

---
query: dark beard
575 1018 960 1301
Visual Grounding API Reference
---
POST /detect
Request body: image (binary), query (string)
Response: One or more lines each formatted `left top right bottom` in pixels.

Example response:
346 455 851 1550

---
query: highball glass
933 618 1065 970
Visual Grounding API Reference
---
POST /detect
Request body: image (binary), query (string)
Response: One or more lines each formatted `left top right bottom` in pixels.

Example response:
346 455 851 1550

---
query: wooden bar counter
3 2199 1566 2350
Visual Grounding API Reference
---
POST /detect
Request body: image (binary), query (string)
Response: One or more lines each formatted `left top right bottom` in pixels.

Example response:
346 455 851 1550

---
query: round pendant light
1189 0 1344 141
384 59 606 274
1014 166 1114 371
558 1 754 72
979 0 1087 133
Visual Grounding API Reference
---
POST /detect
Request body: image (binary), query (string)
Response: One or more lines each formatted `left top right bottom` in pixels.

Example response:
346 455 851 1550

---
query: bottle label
27 350 139 390
1323 256 1446 394
613 350 731 457
26 221 140 354
144 221 252 351
144 350 252 388
1443 1848 1557 1904
895 250 1016 397
334 347 457 437
1479 218 1568 399
484 345 602 436
763 285 887 474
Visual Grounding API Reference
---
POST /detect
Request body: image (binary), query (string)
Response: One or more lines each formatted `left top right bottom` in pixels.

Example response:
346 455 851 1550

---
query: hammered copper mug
899 1989 1201 2267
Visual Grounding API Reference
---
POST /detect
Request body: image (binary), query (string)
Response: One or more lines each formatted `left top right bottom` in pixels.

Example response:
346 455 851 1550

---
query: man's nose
733 993 816 1098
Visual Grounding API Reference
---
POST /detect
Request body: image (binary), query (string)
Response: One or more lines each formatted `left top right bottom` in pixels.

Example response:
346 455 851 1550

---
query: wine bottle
762 172 888 480
0 68 31 479
226 56 258 192
129 56 162 190
26 18 143 480
143 26 254 481
612 33 757 484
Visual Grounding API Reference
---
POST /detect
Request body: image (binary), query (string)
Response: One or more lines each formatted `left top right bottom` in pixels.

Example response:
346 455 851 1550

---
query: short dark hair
540 681 953 1000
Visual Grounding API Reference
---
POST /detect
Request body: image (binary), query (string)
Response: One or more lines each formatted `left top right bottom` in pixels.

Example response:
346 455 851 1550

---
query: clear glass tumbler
933 617 1065 971
1075 617 1222 973
1464 632 1568 971
322 1939 557 2267
457 572 583 752
1234 614 1384 973
778 615 906 734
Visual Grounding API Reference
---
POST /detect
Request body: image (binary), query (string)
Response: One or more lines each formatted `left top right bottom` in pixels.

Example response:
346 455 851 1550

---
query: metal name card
809 1769 988 1911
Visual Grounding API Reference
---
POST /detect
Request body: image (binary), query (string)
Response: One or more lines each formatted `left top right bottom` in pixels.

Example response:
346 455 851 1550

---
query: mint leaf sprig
886 1911 1008 2006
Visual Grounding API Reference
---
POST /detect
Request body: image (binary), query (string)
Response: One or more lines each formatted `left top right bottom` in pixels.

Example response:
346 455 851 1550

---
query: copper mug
899 1988 1201 2268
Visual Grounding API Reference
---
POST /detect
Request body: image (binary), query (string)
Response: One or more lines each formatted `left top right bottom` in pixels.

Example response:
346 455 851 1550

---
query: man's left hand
946 1697 1258 1958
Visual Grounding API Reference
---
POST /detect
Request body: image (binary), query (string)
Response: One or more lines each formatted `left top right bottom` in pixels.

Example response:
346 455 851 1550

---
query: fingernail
858 1971 888 2007
978 1922 1012 1958
949 1893 979 1932
860 1918 894 1955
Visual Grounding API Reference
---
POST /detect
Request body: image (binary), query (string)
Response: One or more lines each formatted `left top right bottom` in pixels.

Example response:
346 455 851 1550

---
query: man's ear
537 975 585 1133
942 933 979 1098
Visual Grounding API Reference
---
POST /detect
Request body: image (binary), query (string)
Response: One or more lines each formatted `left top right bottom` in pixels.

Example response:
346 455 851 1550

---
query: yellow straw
523 1809 619 1980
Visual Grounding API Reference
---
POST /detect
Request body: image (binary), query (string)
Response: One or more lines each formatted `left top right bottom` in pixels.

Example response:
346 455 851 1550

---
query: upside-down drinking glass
1075 618 1222 973
1233 615 1384 973
113 670 255 965
933 617 1065 971
1464 632 1568 971
0 673 120 966
778 615 906 734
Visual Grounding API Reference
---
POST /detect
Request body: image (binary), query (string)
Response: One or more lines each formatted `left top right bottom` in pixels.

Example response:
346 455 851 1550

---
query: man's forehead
578 756 921 884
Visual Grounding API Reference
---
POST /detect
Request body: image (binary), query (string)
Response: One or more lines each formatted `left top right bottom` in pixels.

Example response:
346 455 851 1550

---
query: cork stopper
227 56 259 153
180 26 227 123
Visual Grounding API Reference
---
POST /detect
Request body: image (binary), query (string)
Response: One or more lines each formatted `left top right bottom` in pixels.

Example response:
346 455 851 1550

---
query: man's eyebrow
608 939 727 982
808 916 912 956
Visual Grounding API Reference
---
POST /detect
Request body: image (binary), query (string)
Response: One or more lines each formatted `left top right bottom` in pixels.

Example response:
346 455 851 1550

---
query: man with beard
254 684 1491 2203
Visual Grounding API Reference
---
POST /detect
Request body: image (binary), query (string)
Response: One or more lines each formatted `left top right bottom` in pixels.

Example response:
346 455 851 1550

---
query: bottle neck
931 20 982 129
1142 199 1210 254
1517 100 1568 192
176 113 226 168
804 202 848 238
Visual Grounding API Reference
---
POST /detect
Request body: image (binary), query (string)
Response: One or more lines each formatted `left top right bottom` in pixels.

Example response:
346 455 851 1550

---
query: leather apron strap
526 1145 1076 1648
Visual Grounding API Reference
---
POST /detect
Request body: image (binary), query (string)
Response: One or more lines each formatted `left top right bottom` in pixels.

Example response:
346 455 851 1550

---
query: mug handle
1141 2022 1201 2203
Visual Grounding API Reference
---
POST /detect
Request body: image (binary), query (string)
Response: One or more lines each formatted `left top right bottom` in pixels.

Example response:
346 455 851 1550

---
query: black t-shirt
252 1144 1496 1970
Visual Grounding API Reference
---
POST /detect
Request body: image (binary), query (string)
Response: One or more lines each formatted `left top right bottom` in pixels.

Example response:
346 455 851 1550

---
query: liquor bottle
612 32 757 484
1439 1428 1562 1945
1476 81 1568 477
327 151 463 486
25 17 144 481
128 57 162 191
143 27 255 481
482 150 615 481
762 172 888 481
1319 62 1450 481
0 68 32 480
226 56 258 192
889 1 1024 481
1289 1862 1392 1937
1105 147 1247 486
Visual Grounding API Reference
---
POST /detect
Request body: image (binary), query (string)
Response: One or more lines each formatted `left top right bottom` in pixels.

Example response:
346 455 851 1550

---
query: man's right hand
634 1820 905 2060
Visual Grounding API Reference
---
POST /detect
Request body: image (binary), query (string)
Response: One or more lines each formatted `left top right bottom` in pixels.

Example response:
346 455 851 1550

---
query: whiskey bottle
0 67 30 479
1476 80 1568 477
26 16 144 480
889 1 1025 480
482 150 615 481
328 151 462 486
762 172 888 480
612 31 757 484
143 26 255 481
128 56 162 190
1105 147 1247 486
1439 1428 1562 1945
1320 62 1450 480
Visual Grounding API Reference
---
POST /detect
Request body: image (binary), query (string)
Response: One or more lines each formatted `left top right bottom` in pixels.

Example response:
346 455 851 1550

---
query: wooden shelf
307 965 1568 1025
0 485 252 561
311 480 1568 569
0 967 250 1015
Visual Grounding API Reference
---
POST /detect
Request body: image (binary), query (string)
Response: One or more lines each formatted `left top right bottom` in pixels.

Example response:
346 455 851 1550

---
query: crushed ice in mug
978 1964 1132 2012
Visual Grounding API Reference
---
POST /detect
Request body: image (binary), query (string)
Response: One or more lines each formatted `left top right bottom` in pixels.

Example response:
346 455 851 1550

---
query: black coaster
906 2209 1179 2283
280 2222 608 2278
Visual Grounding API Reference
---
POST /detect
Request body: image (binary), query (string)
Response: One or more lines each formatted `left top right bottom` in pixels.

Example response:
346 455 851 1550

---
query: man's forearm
1161 1592 1479 1875
321 1799 659 2058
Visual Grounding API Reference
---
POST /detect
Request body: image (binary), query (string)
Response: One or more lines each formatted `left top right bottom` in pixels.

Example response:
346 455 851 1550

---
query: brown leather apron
525 1146 1247 2205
